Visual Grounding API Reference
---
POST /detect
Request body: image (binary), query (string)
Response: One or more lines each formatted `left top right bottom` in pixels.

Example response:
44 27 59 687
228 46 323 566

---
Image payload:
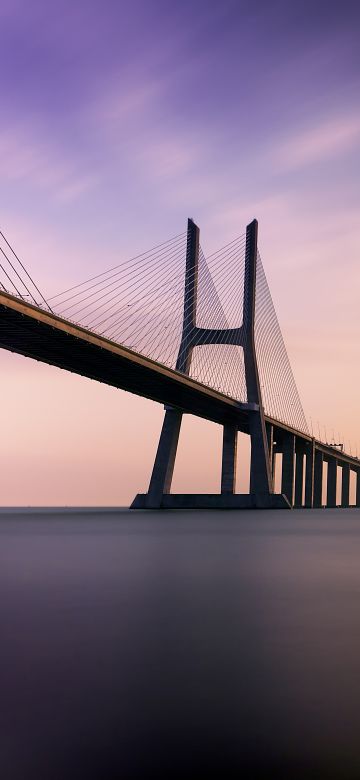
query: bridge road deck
0 291 250 429
1 290 359 478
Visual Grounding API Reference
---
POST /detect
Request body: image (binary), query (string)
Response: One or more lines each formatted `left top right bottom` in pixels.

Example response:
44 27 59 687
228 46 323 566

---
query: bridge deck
1 291 359 472
0 291 249 428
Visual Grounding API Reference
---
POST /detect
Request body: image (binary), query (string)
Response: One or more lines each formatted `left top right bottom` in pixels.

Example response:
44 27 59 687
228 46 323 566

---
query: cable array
0 230 51 311
188 240 247 400
50 231 188 367
0 222 308 434
255 250 309 434
50 231 249 401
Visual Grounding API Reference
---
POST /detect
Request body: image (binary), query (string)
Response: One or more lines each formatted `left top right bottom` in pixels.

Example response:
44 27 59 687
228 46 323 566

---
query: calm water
2 507 360 779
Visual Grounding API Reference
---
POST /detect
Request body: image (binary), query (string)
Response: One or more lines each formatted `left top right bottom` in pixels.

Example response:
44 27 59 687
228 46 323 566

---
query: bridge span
0 218 358 510
0 289 359 510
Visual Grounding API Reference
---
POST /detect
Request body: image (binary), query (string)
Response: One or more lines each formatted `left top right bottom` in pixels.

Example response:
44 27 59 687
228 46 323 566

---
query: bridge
0 219 359 509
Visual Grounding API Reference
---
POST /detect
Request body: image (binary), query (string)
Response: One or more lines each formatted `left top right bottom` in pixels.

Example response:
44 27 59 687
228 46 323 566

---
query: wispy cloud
93 78 164 129
136 132 203 180
87 72 210 190
0 123 95 202
273 115 360 169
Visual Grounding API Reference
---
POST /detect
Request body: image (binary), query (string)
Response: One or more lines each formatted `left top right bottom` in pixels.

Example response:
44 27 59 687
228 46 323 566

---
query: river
1 507 360 778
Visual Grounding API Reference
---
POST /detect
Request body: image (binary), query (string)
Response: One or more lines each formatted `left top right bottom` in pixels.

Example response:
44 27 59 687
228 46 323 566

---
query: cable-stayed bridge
0 219 359 509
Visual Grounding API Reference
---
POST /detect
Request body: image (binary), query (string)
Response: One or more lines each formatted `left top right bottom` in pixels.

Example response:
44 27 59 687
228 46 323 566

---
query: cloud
274 115 360 169
134 132 202 181
0 123 96 202
87 69 214 185
93 78 164 129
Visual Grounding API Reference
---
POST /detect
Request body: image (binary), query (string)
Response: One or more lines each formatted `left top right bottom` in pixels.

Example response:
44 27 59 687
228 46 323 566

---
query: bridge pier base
131 492 291 509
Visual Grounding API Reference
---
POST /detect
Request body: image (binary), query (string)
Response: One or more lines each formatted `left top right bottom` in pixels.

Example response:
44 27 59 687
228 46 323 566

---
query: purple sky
0 0 359 504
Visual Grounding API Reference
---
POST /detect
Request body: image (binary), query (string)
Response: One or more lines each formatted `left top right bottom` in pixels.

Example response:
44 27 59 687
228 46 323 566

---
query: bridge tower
132 217 289 509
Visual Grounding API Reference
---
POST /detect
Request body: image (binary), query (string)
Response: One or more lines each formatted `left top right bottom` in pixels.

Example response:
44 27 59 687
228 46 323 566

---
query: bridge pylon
132 217 290 509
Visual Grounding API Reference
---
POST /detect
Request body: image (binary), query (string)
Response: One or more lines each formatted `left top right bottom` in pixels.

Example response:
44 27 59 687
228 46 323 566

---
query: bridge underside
0 292 249 428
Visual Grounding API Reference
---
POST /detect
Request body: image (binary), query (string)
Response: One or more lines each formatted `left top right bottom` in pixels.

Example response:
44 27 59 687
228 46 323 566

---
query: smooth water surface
1 507 360 778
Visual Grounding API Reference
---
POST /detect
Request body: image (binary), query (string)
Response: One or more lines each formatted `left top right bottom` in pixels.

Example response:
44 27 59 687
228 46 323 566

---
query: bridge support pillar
294 444 304 508
356 471 360 508
313 450 324 508
146 408 182 508
131 216 289 510
244 220 273 499
327 458 337 508
281 434 295 506
341 463 350 508
266 423 275 491
272 451 277 487
221 424 238 494
249 414 273 496
304 440 315 508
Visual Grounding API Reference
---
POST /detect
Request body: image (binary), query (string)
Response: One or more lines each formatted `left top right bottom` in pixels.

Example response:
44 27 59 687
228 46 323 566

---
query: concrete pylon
132 217 283 510
243 220 273 498
144 218 199 508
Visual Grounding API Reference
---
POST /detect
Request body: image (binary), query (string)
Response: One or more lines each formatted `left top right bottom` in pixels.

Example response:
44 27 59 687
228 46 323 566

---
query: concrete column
326 458 337 508
266 423 275 492
145 218 199 508
357 470 360 508
175 218 199 374
249 413 273 495
294 446 304 508
147 408 183 507
304 440 315 508
221 424 238 494
313 449 323 508
272 451 277 488
341 463 350 508
243 221 272 496
281 434 296 506
266 423 273 455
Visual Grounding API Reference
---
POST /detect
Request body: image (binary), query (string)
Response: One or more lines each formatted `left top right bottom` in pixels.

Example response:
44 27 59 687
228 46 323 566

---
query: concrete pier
294 446 304 507
326 458 337 508
266 423 274 491
147 408 182 508
221 424 238 494
313 450 324 508
304 440 315 508
341 464 350 508
281 434 296 506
